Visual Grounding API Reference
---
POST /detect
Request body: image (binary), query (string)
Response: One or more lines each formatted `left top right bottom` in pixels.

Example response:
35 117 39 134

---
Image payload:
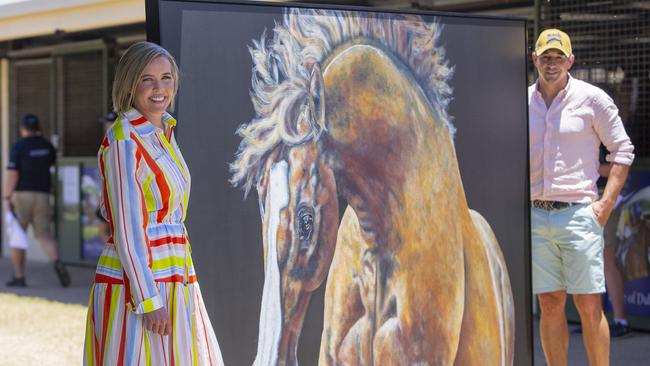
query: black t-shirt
7 136 56 193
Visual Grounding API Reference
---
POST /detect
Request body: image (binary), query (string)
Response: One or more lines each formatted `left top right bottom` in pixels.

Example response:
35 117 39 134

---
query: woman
84 42 224 365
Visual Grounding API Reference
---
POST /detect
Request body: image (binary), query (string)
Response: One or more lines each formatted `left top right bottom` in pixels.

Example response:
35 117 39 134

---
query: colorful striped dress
84 109 224 365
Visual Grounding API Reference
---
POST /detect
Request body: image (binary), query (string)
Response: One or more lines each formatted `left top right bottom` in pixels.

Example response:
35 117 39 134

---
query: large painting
151 1 531 365
229 9 513 365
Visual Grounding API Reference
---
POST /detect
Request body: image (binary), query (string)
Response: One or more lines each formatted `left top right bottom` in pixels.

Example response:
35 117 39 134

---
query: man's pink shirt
529 76 634 203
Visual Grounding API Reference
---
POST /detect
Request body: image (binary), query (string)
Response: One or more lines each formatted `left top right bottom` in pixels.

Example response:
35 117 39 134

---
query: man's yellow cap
535 29 572 57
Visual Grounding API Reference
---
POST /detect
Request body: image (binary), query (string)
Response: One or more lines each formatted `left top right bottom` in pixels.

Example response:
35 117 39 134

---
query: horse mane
230 8 455 196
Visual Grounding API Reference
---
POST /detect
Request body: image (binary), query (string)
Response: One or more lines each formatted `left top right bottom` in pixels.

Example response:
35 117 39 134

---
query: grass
0 293 86 366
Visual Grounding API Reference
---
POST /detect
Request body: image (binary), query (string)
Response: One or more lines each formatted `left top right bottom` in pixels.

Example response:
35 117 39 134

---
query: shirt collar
534 73 573 98
123 108 177 136
560 73 573 96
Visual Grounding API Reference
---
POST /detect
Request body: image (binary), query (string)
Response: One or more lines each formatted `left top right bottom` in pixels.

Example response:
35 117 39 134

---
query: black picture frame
145 1 532 364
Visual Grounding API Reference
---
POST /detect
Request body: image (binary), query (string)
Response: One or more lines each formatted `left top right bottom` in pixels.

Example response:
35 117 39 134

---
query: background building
0 0 145 260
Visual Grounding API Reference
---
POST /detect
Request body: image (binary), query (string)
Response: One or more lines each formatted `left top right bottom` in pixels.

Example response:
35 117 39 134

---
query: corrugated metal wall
538 1 650 158
11 60 54 140
61 51 105 157
9 47 108 157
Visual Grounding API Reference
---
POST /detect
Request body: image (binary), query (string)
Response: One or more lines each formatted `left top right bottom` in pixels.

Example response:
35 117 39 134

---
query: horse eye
297 207 314 242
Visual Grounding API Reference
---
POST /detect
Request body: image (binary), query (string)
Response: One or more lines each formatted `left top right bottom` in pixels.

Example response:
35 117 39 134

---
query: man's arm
3 169 19 212
593 162 629 225
4 169 18 200
5 143 20 202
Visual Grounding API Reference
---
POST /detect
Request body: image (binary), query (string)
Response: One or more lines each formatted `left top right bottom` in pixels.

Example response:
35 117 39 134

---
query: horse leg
454 210 514 366
373 317 409 366
337 316 374 365
320 207 367 365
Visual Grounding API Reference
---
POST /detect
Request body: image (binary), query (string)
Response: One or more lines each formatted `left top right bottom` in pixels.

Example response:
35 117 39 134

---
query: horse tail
469 210 515 366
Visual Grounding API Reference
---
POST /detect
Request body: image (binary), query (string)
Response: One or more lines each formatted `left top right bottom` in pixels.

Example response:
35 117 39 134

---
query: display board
603 169 650 329
148 1 531 364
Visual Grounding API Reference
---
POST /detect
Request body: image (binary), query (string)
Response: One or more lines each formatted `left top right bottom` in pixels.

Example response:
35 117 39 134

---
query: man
3 114 70 287
530 29 634 366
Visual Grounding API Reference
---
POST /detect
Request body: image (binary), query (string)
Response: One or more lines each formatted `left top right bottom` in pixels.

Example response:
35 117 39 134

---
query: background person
599 161 632 338
530 29 634 366
3 113 70 288
83 41 224 365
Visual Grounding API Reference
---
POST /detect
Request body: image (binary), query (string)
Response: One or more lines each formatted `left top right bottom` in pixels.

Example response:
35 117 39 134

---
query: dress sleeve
99 137 162 314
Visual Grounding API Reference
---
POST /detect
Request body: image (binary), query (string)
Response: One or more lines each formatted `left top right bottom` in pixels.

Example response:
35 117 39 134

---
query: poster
81 165 103 260
152 1 531 364
604 170 650 317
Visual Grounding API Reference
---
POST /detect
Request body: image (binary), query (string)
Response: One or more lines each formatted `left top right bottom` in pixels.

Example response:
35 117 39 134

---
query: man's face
19 127 32 137
532 49 575 85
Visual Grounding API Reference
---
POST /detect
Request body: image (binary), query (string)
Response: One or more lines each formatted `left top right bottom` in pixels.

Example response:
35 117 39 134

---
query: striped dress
84 109 224 365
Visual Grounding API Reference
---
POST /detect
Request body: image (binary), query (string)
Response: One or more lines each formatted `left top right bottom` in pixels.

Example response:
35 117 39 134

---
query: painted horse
231 9 514 365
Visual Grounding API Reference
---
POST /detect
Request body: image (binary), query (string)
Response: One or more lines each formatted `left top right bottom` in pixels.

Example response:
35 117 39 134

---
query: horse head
245 64 339 365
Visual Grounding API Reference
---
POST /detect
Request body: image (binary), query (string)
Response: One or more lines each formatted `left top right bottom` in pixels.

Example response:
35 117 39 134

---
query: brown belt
531 200 577 211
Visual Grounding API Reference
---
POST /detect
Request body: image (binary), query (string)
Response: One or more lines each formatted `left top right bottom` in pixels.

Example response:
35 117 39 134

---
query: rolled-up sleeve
100 137 162 314
592 91 634 166
7 145 18 170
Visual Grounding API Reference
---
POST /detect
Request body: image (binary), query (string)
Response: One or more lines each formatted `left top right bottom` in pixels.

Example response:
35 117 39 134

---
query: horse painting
231 9 514 365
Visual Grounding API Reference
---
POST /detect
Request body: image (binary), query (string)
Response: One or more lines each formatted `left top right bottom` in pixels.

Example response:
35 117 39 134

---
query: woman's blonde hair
112 41 180 113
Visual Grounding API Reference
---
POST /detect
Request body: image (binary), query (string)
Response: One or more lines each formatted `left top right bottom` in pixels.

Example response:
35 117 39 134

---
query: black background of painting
153 1 531 364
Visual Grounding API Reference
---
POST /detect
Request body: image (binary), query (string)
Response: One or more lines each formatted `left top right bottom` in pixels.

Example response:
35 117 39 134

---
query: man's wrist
595 199 615 213
598 197 615 207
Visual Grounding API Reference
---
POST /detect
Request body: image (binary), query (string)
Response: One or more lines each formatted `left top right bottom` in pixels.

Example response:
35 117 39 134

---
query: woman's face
133 56 174 121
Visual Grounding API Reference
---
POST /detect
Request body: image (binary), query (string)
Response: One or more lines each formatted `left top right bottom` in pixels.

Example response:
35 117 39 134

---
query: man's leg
36 234 59 261
573 294 610 366
9 248 26 277
538 290 569 366
560 204 607 364
7 193 30 286
33 192 70 287
532 206 569 365
6 248 27 286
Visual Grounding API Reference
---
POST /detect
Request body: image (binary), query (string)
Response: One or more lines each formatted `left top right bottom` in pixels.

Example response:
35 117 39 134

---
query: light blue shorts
532 203 605 295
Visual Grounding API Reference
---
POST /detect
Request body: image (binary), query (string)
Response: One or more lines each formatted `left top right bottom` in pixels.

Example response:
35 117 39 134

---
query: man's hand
3 197 14 214
594 162 630 227
591 200 612 226
144 307 171 336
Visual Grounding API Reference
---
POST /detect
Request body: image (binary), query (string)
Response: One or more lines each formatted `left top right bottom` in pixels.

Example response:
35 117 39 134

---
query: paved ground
1 257 649 365
533 318 650 365
0 257 94 305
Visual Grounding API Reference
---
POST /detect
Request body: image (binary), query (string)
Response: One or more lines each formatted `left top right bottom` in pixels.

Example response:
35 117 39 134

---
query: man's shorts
11 191 52 238
532 203 605 295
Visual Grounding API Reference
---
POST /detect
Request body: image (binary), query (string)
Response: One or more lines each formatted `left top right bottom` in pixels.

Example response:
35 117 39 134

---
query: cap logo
546 37 563 45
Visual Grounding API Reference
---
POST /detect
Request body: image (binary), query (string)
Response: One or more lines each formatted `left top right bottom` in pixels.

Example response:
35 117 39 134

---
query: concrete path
0 256 94 305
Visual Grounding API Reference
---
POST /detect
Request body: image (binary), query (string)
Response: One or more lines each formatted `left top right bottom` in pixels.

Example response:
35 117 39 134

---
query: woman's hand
144 307 171 336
